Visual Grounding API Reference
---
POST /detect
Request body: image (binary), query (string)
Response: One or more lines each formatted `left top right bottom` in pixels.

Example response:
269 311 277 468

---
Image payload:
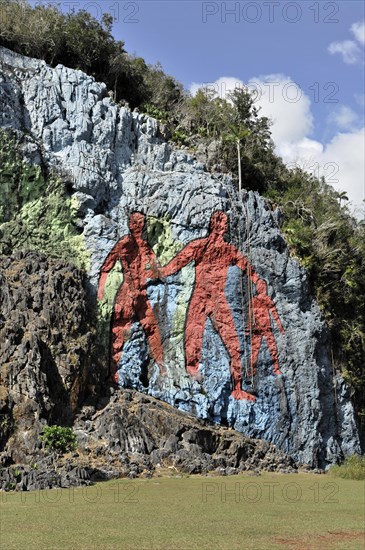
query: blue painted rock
0 46 361 468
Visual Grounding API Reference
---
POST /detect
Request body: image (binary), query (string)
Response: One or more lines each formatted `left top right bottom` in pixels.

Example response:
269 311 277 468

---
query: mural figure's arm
269 299 285 334
159 241 199 278
234 249 260 285
97 238 126 301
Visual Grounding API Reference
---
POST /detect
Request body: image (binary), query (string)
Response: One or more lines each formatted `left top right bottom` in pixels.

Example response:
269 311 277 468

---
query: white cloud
351 20 365 44
328 20 365 65
321 129 365 217
327 105 358 131
278 138 324 167
189 75 365 218
328 40 362 64
279 130 365 218
247 74 313 145
189 82 207 97
189 76 243 99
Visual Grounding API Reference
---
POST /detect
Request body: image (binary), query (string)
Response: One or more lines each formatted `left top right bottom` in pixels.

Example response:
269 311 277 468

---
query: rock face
1 389 296 492
0 46 361 468
0 251 94 464
74 389 296 476
0 456 92 492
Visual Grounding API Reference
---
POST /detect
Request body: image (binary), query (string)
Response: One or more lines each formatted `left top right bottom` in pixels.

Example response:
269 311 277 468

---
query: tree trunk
114 75 118 103
237 140 242 193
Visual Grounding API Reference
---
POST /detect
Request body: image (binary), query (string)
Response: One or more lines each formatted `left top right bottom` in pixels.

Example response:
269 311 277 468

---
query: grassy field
0 472 364 550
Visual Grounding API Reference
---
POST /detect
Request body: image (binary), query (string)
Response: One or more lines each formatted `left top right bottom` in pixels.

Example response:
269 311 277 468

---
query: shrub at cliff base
329 455 365 480
40 425 77 454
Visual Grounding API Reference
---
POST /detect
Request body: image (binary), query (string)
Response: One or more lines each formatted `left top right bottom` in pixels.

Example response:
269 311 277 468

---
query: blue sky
30 1 365 216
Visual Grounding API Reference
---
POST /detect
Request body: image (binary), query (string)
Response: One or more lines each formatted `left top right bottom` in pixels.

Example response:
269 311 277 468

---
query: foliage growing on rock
266 171 365 441
40 425 77 454
0 129 89 269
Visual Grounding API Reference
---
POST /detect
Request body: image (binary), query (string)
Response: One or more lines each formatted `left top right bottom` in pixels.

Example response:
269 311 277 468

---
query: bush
172 130 189 145
329 455 365 480
40 425 77 454
0 1 183 110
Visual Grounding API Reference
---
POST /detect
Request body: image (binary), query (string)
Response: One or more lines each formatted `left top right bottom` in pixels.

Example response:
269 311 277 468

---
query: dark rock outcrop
75 389 296 475
0 455 92 492
0 251 95 463
1 389 297 491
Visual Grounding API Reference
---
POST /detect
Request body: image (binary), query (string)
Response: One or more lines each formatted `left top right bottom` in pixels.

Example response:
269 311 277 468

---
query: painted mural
98 211 285 402
247 279 285 377
97 212 166 383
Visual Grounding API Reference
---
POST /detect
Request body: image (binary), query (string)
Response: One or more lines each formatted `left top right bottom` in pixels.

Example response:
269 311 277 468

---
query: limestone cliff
0 251 94 464
0 46 361 470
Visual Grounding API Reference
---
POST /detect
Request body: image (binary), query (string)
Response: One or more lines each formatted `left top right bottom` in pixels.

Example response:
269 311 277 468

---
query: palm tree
224 124 250 192
335 190 349 208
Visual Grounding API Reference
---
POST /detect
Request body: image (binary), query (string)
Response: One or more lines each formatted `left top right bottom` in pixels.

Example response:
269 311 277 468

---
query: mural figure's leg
211 299 255 402
184 296 207 380
111 289 134 384
248 333 263 376
136 294 166 376
263 331 282 375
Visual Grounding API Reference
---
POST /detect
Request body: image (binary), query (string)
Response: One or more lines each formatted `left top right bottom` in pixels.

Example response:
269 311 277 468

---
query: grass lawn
0 473 364 549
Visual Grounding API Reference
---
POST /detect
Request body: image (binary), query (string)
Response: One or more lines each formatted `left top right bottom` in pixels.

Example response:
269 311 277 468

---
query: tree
336 190 349 208
224 124 250 192
60 10 120 79
0 0 63 61
143 62 183 112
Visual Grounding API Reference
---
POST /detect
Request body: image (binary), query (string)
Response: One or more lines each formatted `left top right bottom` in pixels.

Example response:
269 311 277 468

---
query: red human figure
160 211 260 402
247 279 285 376
98 212 165 384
